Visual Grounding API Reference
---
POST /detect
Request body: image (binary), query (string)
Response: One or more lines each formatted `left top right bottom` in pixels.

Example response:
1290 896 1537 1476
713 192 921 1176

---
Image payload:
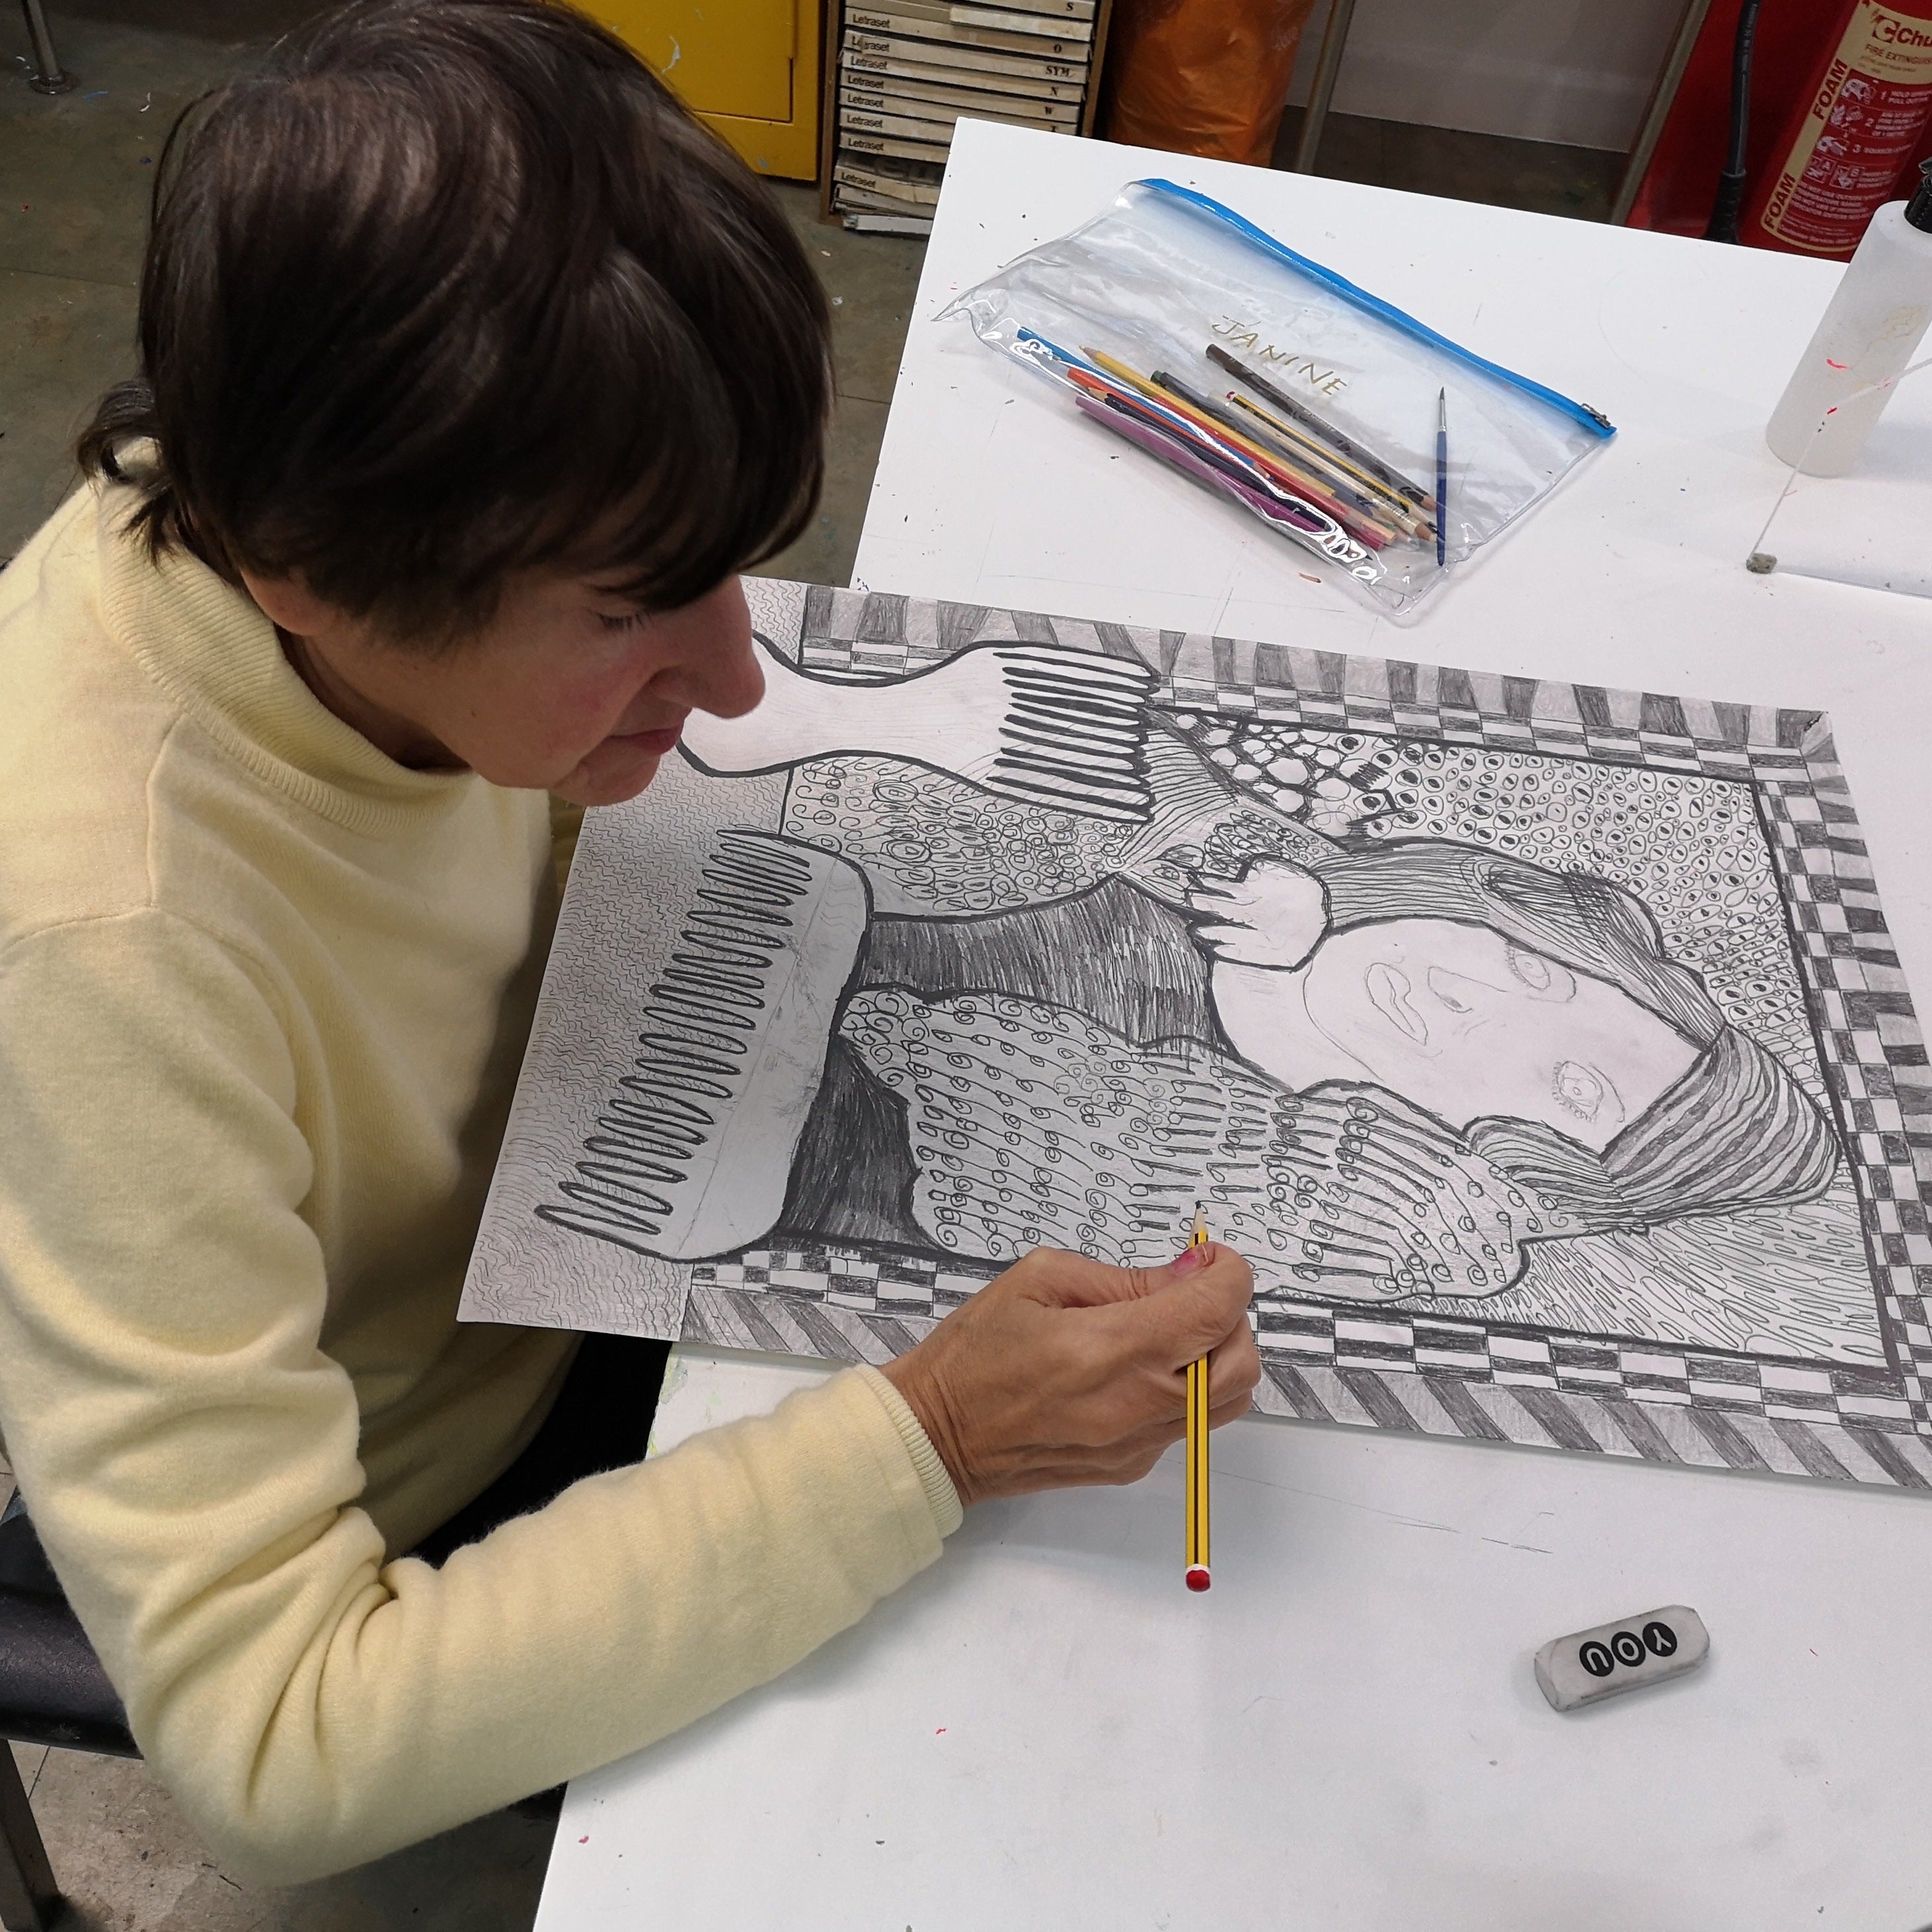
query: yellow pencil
1185 1204 1212 1593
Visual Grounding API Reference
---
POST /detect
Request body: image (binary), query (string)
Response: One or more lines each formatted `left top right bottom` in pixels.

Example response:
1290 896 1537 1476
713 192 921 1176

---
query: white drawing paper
461 580 1932 1488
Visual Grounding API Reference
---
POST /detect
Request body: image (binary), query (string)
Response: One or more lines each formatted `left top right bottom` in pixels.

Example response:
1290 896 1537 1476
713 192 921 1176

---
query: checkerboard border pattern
687 587 1932 1488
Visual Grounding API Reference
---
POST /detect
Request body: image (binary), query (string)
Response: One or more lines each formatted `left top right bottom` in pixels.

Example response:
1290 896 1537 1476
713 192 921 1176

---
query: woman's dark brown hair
79 0 831 642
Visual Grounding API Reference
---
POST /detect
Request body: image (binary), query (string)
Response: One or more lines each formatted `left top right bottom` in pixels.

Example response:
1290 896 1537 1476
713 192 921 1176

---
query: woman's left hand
1188 858 1330 970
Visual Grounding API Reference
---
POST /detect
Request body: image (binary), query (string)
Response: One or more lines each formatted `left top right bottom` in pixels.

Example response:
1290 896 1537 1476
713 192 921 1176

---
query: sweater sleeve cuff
855 1365 964 1538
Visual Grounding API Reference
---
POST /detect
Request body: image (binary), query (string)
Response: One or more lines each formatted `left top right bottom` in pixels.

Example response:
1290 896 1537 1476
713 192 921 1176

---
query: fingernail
1173 1241 1214 1274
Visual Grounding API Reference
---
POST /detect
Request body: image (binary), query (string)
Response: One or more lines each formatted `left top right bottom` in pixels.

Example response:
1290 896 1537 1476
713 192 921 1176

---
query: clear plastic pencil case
942 178 1615 615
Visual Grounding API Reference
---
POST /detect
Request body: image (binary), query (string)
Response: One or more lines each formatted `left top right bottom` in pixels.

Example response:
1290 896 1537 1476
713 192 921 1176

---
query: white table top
537 125 1932 1927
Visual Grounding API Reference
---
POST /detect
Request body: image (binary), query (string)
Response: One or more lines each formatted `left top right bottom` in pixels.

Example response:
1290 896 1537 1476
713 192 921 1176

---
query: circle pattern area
785 757 1148 915
837 986 1565 1301
1161 715 1817 1093
1165 715 1405 835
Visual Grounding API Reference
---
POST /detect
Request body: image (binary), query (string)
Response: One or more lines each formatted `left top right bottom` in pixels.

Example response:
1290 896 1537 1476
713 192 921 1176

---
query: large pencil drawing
463 580 1932 1489
532 828 869 1262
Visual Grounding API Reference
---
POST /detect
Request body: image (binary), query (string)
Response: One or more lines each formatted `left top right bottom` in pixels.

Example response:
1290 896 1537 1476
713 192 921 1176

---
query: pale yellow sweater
0 485 960 1882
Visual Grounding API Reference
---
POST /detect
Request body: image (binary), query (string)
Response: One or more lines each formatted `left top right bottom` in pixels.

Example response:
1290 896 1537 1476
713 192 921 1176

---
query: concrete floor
0 6 1620 1925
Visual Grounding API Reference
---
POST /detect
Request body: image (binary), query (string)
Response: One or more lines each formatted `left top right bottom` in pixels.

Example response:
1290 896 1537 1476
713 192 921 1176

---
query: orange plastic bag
1103 0 1319 168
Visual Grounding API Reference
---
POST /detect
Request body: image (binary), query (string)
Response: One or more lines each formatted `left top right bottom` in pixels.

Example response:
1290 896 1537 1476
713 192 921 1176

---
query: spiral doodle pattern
784 757 1149 914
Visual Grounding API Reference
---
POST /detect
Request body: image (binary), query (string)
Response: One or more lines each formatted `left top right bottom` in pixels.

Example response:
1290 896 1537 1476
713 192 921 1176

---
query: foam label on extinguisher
1750 0 1932 255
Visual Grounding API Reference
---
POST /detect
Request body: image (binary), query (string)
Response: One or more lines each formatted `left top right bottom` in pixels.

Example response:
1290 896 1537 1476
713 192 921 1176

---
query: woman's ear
238 568 339 639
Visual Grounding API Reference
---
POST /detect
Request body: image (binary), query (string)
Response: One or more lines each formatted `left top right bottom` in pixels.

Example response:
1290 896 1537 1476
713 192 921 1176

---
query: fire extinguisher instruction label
1753 1 1932 254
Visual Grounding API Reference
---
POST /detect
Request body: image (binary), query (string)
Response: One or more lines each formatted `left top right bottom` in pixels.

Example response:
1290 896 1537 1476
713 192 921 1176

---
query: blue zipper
1134 178 1615 440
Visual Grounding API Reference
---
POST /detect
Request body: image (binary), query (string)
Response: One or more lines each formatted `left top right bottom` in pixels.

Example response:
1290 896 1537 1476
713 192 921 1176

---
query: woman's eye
596 609 650 634
1437 989 1470 1014
1506 943 1553 991
1507 943 1576 1001
1553 1060 1604 1121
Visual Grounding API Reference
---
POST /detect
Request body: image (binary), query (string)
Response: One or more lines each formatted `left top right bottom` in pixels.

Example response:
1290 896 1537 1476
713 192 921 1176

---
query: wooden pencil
1059 361 1359 543
1221 391 1434 539
1185 1204 1211 1594
1079 347 1401 551
1150 367 1420 541
1206 342 1436 511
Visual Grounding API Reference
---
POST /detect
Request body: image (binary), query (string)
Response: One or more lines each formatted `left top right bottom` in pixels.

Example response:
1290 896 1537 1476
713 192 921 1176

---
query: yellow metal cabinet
586 0 823 180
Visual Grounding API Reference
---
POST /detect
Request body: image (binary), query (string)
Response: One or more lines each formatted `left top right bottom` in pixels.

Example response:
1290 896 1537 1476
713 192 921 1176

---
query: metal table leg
1611 0 1714 224
19 0 74 95
1290 0 1357 175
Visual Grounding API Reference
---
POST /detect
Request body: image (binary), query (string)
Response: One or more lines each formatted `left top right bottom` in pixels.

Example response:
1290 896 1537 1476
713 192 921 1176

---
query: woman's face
241 568 766 807
1299 917 1701 1150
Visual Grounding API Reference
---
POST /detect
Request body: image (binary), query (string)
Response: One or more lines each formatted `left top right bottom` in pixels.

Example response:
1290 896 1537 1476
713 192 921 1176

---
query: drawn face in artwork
1298 918 1701 1150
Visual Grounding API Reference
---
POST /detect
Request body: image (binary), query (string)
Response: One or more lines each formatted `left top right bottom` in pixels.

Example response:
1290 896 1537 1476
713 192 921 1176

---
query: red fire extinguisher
1624 0 1932 256
1742 0 1932 257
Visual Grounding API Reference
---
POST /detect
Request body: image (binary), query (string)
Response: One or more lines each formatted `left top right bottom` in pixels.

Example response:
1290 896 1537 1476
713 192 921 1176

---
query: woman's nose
658 576 765 721
690 637 765 720
1424 966 1490 1017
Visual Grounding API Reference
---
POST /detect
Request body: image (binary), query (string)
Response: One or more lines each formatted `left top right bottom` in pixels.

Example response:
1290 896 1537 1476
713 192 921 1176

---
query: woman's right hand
879 1243 1259 1508
1188 857 1330 970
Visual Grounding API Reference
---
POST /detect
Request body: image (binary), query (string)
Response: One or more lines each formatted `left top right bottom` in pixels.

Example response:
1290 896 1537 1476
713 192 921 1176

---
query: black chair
0 1496 135 1931
0 1333 667 1930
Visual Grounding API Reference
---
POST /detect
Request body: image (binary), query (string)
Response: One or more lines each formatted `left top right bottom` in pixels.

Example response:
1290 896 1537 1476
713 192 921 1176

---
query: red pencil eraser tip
1184 1566 1212 1592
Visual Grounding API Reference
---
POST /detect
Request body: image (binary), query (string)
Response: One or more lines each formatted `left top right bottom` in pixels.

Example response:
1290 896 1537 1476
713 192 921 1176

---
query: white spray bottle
1765 159 1932 476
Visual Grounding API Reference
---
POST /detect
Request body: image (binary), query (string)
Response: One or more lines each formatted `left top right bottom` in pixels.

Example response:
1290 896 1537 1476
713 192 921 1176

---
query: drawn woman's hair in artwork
841 830 1843 1303
1301 839 1841 1240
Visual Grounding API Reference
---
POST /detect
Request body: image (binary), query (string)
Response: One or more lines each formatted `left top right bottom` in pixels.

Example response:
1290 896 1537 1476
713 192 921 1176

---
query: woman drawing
769 723 1841 1304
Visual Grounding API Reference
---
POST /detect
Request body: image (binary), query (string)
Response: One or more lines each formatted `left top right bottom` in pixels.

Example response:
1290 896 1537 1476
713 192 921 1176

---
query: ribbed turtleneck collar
95 486 484 835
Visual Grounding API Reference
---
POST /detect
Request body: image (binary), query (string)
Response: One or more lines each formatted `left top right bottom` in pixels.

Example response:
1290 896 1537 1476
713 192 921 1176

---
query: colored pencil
1058 356 1346 539
1185 1204 1211 1594
1068 397 1379 582
1147 368 1414 547
1206 342 1435 510
1080 347 1396 551
1037 334 1376 574
1073 393 1317 528
1221 391 1432 539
